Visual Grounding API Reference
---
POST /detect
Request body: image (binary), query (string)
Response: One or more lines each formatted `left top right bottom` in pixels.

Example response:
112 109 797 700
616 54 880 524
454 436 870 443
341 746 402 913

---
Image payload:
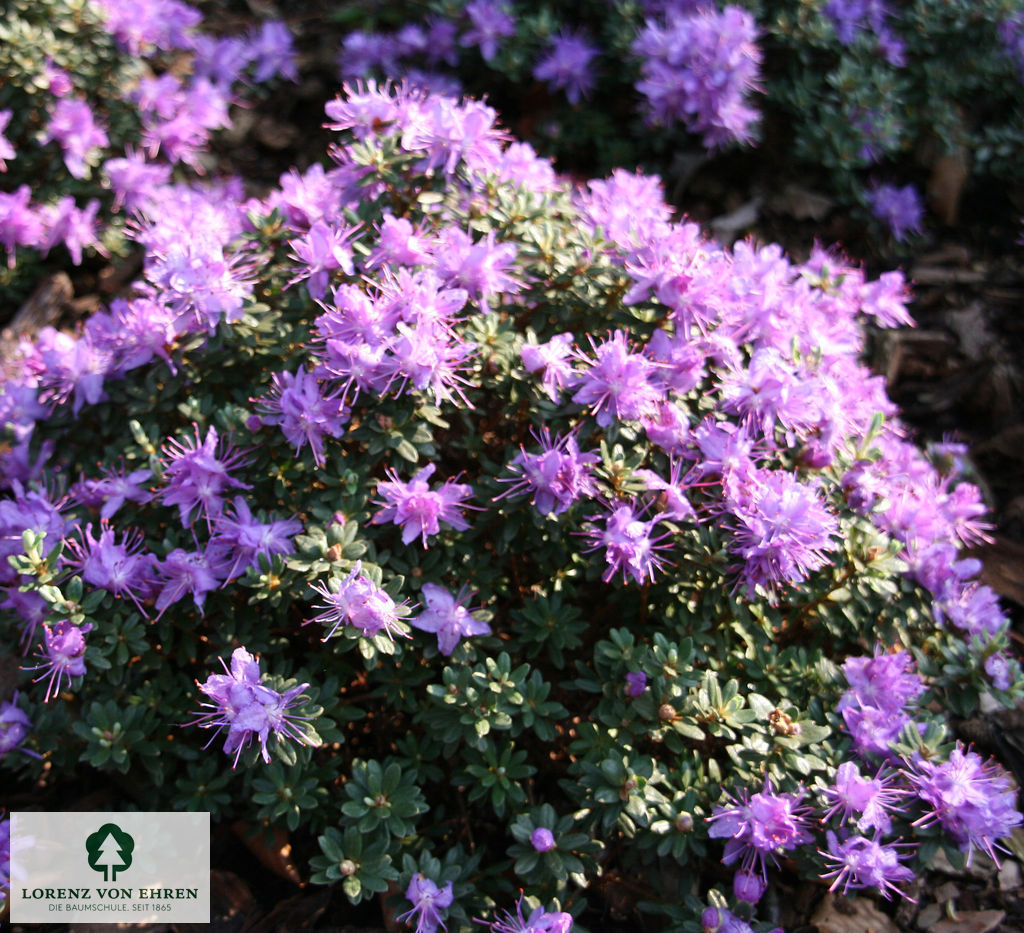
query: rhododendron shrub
1 82 1021 930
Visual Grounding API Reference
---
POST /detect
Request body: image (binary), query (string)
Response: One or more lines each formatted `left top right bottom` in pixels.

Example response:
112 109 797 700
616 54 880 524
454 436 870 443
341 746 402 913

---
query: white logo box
11 811 210 924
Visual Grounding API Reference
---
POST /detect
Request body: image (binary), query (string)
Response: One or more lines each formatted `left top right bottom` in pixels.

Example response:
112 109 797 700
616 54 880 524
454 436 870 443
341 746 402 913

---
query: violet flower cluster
191 647 315 768
867 182 924 242
707 649 1021 906
631 4 762 148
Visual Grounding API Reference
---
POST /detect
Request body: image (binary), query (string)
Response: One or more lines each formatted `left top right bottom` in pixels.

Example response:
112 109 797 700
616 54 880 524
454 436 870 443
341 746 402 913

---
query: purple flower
822 762 905 834
95 0 201 54
722 469 838 598
0 693 39 759
482 896 572 933
906 744 1023 865
336 31 399 79
61 523 157 613
99 296 180 374
37 196 102 266
412 583 491 655
634 461 695 522
1000 13 1024 82
838 651 924 716
158 425 253 529
306 561 409 642
496 428 599 516
718 346 819 439
0 110 16 170
462 0 516 62
575 168 672 248
213 497 303 581
858 270 913 328
625 671 647 697
842 704 910 758
396 874 454 933
932 578 1009 641
436 229 521 309
867 183 924 241
0 482 71 584
495 142 558 192
0 185 44 267
836 650 924 757
72 465 153 520
534 31 599 105
632 6 761 148
26 620 94 702
406 95 506 177
275 162 346 229
823 0 897 57
143 234 256 334
707 779 813 877
372 463 475 547
191 647 315 767
365 214 435 269
582 503 671 585
152 545 230 619
701 906 753 933
985 653 1014 691
530 827 557 852
40 99 108 178
819 830 915 900
104 147 172 212
254 369 349 468
246 20 298 83
382 321 477 407
520 332 578 402
191 34 253 87
572 330 663 427
36 328 112 415
376 267 468 332
287 220 359 300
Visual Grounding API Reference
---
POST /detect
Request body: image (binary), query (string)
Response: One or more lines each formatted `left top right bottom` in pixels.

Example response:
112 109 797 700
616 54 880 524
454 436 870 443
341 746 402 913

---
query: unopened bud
768 708 798 736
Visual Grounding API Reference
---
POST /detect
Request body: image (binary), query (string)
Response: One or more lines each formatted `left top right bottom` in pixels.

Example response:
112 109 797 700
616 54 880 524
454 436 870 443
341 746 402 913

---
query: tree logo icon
86 823 135 882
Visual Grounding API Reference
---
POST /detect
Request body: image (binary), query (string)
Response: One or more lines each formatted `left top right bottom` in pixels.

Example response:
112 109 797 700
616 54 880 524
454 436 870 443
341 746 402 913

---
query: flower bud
625 671 647 697
674 812 694 833
530 827 556 852
702 906 724 932
733 868 767 904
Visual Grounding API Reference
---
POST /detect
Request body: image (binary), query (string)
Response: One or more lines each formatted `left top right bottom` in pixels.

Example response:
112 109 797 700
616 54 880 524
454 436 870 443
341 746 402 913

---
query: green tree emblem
86 823 135 882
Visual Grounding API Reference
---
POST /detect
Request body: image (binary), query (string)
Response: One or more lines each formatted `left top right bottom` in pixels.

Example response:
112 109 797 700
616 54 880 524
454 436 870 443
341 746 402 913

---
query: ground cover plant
1 3 1023 933
328 0 1024 243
